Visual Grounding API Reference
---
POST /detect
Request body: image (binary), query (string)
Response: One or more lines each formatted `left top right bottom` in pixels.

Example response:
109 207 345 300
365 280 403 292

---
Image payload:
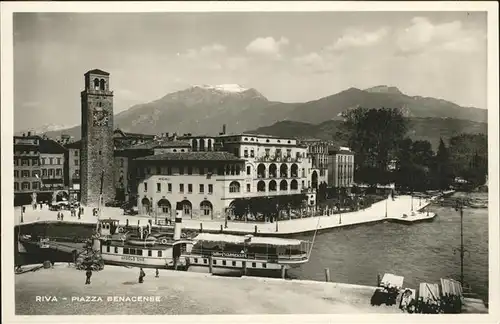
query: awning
419 282 440 302
380 273 404 289
440 278 463 297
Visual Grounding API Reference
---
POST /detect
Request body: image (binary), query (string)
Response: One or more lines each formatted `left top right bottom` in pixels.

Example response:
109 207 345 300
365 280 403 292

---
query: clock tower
80 69 115 207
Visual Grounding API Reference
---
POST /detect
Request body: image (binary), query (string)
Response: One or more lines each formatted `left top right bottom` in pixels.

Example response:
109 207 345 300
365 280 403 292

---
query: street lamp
454 199 469 287
385 195 388 218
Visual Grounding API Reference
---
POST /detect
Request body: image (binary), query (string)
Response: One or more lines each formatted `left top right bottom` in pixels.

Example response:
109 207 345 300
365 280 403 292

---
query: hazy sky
13 11 487 131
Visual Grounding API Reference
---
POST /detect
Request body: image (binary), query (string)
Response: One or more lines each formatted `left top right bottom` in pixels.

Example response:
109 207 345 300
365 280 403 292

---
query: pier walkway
15 195 436 235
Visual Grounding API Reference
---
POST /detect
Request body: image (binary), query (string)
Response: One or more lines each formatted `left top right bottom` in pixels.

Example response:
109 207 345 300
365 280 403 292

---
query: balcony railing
255 156 302 163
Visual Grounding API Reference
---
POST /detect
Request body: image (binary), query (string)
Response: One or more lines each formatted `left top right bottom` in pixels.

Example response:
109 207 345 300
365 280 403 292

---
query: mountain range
35 84 487 146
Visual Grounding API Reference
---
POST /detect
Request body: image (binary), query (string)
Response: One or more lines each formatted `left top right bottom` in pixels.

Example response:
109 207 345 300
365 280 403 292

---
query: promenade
13 263 487 315
14 264 401 315
15 195 436 235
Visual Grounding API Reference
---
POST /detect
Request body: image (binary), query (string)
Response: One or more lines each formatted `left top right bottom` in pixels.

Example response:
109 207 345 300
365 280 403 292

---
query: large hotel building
135 134 315 220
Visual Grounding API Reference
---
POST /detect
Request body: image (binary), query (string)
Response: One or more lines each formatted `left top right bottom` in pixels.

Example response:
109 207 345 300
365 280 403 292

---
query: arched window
257 163 266 178
99 79 106 91
291 164 299 177
229 181 240 193
192 139 198 151
157 199 171 215
93 78 100 90
280 180 288 191
280 164 288 178
269 180 277 192
290 179 298 190
207 139 212 151
269 164 277 178
246 166 251 175
200 200 213 217
257 181 266 192
199 139 205 151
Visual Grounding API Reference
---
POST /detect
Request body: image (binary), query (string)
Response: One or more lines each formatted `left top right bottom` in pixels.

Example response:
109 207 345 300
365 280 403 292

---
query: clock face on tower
93 109 109 127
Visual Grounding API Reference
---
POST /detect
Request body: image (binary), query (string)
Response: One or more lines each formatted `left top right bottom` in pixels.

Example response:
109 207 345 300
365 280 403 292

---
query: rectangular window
194 258 198 263
22 170 29 177
262 263 267 268
222 260 227 266
252 262 256 268
232 261 236 266
144 182 148 192
114 247 118 253
244 150 248 157
246 184 251 192
32 182 39 190
168 183 172 192
234 148 239 157
179 183 184 193
136 249 143 256
32 159 38 166
56 169 61 176
203 259 208 264
157 251 162 257
200 167 205 175
187 167 192 175
208 184 213 194
14 170 19 178
22 158 29 166
167 167 172 175
148 250 152 257
157 183 161 192
265 149 270 157
14 182 19 191
179 167 184 175
49 169 54 176
123 248 129 254
49 158 53 165
22 182 30 190
41 158 45 165
250 150 255 157
75 150 78 156
42 169 47 176
213 259 217 265
129 248 136 255
106 246 110 253
188 184 193 193
199 184 204 193
57 158 61 165
74 159 78 166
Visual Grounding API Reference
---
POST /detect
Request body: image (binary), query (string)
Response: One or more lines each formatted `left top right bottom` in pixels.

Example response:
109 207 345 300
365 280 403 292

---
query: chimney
22 133 26 137
165 132 169 138
222 124 226 135
173 133 177 141
188 133 192 137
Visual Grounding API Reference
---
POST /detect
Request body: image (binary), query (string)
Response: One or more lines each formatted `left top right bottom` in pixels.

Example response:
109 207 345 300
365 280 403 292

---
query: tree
341 107 408 186
433 137 453 190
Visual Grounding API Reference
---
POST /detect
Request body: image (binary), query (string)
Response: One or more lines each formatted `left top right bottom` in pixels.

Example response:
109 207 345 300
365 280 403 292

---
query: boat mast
454 198 468 287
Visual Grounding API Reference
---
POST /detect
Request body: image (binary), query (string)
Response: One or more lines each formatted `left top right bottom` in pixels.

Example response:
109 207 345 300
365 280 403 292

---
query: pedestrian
85 267 92 284
155 268 159 278
61 212 64 221
40 202 43 209
78 210 81 220
22 206 26 214
138 267 145 283
57 212 60 220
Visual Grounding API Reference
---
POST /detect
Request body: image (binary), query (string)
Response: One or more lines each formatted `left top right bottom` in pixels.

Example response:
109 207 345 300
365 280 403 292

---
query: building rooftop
135 151 243 162
64 140 82 149
39 137 67 154
85 69 110 76
124 139 191 151
114 129 156 139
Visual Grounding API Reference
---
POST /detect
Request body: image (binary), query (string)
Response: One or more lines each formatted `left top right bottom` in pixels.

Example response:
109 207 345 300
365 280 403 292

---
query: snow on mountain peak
193 84 249 93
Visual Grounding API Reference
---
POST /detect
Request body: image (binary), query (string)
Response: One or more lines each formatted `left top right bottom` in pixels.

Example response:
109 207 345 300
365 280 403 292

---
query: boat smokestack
173 202 183 240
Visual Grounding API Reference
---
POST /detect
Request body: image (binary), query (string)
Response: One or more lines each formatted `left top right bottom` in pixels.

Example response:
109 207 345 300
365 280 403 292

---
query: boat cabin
189 233 310 263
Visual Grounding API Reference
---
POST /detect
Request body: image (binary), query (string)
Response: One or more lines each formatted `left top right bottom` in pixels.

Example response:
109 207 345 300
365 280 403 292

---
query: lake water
290 193 489 303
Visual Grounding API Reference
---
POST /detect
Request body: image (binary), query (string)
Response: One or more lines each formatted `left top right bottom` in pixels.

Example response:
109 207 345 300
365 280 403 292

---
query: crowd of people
399 293 463 314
